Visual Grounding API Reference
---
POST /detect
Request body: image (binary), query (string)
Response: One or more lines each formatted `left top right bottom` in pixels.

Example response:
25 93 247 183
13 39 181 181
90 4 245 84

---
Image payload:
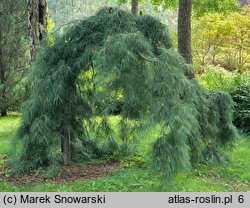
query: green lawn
0 115 249 192
0 114 20 160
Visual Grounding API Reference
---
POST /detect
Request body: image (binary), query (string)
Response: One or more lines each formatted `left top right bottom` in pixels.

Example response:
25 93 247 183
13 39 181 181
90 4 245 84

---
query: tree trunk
131 0 139 16
0 30 7 117
0 61 7 116
88 0 93 16
178 0 192 65
238 0 250 6
27 0 47 61
81 0 85 16
0 32 4 86
62 130 71 165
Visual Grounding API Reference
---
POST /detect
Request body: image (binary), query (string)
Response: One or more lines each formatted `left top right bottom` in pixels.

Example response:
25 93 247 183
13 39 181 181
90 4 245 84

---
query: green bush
197 67 250 133
196 66 234 91
230 80 250 133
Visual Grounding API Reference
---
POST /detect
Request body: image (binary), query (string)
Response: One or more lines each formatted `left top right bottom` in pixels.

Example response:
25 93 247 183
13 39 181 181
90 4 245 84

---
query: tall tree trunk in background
27 0 47 61
81 0 90 16
238 0 250 6
0 45 7 117
81 0 85 16
88 0 93 16
0 51 7 116
0 28 7 117
131 0 139 16
178 0 193 69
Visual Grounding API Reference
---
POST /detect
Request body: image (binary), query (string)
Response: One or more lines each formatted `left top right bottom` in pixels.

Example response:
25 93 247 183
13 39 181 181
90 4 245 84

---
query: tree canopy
11 7 237 179
151 0 241 16
192 6 250 70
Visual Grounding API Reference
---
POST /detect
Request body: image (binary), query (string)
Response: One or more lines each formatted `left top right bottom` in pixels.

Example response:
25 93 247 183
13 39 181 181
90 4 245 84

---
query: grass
0 115 249 192
0 113 20 159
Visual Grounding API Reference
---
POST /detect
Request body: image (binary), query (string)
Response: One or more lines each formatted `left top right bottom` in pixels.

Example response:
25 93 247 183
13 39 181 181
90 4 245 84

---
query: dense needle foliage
0 0 29 116
11 8 237 179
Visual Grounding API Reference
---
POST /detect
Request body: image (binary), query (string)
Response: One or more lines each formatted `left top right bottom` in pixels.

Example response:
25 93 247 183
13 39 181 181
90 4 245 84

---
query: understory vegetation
0 115 249 192
197 67 249 132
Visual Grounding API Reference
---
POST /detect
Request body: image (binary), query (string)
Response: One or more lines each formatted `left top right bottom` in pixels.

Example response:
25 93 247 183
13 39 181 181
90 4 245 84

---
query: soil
3 162 119 186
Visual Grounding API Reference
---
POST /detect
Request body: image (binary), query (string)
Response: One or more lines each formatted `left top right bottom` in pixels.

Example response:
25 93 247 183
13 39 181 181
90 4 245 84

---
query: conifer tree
11 8 237 179
0 0 29 116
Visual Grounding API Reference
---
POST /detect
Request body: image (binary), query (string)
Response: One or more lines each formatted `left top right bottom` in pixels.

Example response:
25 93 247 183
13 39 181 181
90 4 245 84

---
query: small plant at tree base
10 8 237 180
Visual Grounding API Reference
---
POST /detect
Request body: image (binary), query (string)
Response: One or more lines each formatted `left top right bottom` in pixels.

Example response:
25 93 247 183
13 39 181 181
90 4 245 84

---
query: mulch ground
2 162 119 186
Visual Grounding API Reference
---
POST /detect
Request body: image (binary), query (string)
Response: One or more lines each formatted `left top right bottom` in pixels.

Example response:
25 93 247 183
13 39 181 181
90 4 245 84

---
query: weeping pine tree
11 8 237 179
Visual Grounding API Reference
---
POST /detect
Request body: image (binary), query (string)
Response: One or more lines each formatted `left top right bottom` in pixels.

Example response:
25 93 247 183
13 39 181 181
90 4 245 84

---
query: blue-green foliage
11 8 237 179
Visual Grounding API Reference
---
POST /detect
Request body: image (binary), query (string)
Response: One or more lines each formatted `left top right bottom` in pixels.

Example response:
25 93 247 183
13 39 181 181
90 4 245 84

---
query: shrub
230 74 250 133
197 67 250 132
196 66 234 91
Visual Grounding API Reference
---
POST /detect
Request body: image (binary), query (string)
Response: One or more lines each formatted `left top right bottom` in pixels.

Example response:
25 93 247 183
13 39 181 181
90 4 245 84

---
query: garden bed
4 162 119 186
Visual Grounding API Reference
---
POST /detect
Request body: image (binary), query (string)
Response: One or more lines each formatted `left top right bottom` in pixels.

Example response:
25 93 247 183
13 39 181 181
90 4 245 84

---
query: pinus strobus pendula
10 8 237 179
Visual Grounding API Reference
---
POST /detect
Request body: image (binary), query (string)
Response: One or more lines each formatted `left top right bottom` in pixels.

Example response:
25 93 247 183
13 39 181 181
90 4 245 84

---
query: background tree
131 0 139 15
0 1 29 117
192 7 250 71
178 0 192 66
48 0 117 34
150 0 240 65
28 0 48 61
192 0 240 17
